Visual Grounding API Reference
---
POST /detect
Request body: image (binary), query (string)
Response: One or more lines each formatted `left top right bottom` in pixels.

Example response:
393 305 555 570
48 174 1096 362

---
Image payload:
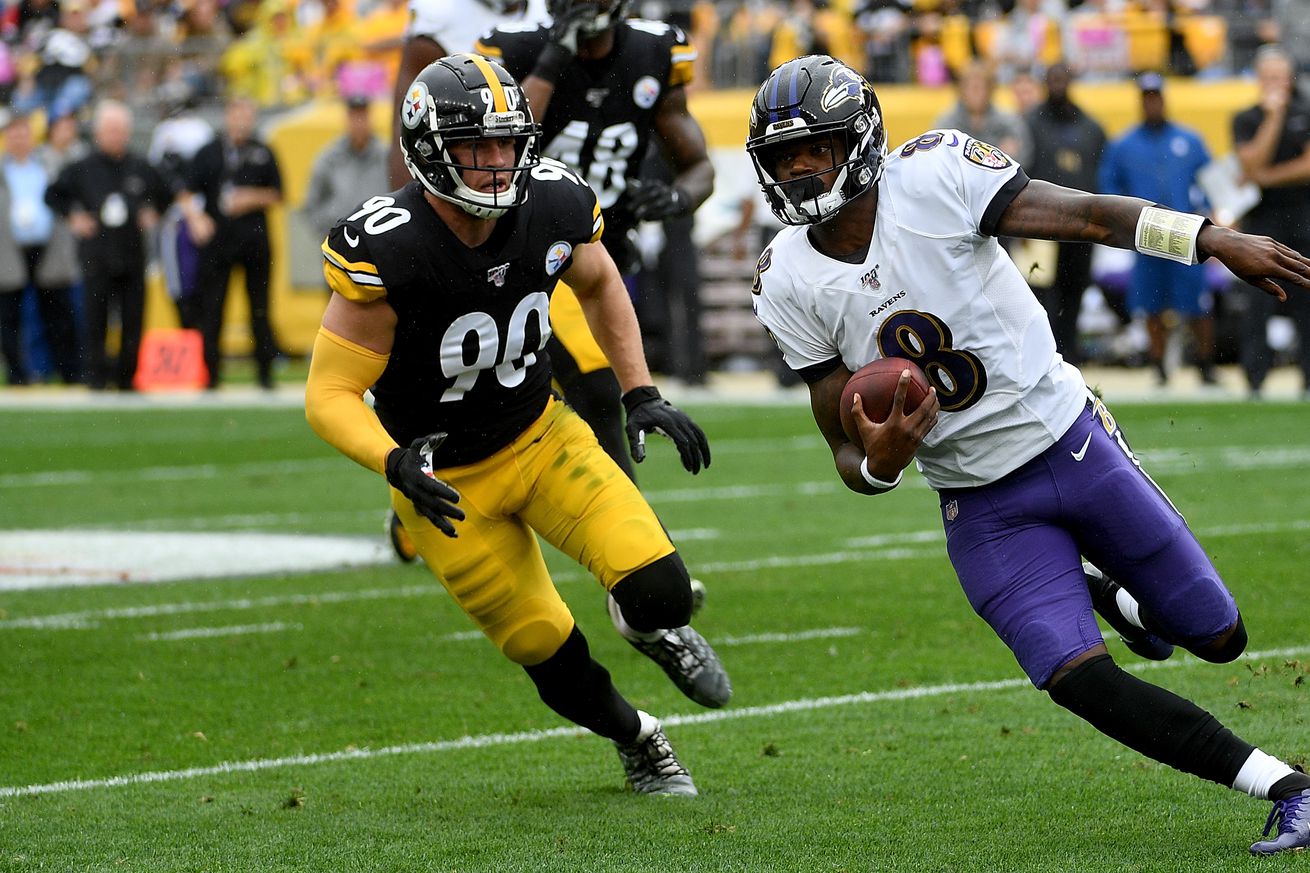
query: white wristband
859 457 903 491
1134 206 1206 265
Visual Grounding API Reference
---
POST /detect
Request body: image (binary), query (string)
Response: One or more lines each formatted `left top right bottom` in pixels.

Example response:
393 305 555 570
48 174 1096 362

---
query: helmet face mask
746 55 887 226
399 54 540 220
547 0 631 37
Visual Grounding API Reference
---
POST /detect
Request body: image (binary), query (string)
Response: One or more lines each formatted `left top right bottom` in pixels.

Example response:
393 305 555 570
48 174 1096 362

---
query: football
839 357 932 441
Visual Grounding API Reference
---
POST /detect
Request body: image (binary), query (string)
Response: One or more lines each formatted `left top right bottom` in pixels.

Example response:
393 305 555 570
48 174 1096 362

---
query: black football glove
622 386 711 474
626 179 692 222
385 433 465 538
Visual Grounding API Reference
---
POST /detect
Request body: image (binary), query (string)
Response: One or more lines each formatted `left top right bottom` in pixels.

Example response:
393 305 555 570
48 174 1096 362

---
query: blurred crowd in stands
1 0 1310 396
1 0 1304 120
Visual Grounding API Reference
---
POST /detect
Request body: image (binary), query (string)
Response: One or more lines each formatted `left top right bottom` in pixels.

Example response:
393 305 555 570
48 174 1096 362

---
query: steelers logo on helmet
545 240 573 276
398 53 541 220
746 55 888 226
401 80 430 130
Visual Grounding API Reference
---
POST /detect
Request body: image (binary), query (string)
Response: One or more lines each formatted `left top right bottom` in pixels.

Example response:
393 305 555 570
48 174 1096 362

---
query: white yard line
0 585 444 630
717 627 862 645
3 517 1306 631
138 622 303 642
3 644 1305 800
5 443 1310 493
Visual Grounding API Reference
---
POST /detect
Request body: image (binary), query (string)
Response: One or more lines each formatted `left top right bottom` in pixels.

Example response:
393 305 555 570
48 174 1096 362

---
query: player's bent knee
487 597 574 666
611 552 693 633
1188 615 1247 664
498 617 572 666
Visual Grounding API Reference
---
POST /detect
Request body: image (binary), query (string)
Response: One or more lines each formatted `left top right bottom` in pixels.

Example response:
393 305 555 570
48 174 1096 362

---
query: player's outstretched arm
996 179 1310 301
565 239 710 473
809 367 938 495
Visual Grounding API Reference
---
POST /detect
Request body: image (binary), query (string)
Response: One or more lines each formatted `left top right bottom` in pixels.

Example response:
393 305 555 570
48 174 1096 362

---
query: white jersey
752 129 1087 489
407 0 546 53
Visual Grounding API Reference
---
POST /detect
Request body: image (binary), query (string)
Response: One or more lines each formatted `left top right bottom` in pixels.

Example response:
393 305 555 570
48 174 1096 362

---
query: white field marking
105 509 382 532
0 584 444 630
843 530 945 549
0 458 337 489
0 531 392 590
695 546 940 574
667 528 721 542
3 643 1306 800
643 480 845 504
138 622 303 642
717 627 862 645
8 515 1305 631
4 441 1308 495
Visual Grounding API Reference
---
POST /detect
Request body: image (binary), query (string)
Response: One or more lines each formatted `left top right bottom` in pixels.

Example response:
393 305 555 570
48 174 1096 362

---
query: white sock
1232 748 1296 799
1114 587 1145 631
607 594 664 643
630 709 659 745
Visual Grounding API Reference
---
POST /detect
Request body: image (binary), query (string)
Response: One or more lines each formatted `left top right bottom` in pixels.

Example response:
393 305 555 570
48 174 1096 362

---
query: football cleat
614 711 697 796
1251 789 1310 855
607 596 732 708
1084 563 1174 661
387 509 418 564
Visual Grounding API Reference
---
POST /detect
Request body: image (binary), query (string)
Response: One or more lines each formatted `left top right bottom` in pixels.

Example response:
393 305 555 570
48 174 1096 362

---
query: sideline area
0 363 1304 409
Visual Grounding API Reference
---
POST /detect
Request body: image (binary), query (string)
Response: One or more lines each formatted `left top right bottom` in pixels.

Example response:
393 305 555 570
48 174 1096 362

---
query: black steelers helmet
547 0 632 37
398 54 540 219
746 55 887 226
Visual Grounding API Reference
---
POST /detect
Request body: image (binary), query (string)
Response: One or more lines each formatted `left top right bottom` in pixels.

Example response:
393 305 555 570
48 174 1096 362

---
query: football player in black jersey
306 55 730 795
475 0 714 481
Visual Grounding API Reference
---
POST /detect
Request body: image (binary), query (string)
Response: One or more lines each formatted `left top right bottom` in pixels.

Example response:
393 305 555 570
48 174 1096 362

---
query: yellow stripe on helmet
460 52 508 113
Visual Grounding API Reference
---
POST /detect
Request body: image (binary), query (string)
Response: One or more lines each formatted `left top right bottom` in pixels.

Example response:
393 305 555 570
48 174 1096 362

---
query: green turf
2 399 1309 871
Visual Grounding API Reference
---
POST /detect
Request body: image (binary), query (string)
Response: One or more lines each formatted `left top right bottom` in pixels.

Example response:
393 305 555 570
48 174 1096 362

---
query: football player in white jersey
748 55 1310 856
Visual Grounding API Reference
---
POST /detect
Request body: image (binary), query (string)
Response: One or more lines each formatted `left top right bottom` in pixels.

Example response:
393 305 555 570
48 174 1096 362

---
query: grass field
3 394 1310 871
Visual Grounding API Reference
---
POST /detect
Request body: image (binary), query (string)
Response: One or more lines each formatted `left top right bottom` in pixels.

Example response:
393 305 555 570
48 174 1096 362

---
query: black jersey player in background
476 0 714 479
306 56 730 793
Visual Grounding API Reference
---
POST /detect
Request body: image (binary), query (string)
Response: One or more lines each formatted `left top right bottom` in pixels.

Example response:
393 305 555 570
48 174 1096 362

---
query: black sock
1048 654 1255 786
523 626 640 743
1271 768 1310 801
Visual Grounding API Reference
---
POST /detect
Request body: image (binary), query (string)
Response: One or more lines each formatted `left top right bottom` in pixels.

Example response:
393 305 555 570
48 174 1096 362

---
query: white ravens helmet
398 54 540 219
746 55 887 226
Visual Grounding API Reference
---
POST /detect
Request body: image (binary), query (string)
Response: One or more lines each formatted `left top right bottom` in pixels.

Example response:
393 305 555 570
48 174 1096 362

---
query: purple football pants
938 396 1238 689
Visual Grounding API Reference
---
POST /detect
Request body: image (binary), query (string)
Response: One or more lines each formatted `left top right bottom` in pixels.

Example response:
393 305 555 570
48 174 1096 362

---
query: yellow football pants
549 281 611 375
392 397 675 666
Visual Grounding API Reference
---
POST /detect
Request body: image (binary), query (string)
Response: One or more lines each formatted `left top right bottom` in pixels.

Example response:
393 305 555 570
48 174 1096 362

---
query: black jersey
321 160 604 466
476 19 694 260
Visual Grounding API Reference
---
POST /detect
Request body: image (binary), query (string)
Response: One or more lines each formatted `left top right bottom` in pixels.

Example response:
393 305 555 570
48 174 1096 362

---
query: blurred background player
475 0 714 478
307 57 728 792
475 0 716 636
